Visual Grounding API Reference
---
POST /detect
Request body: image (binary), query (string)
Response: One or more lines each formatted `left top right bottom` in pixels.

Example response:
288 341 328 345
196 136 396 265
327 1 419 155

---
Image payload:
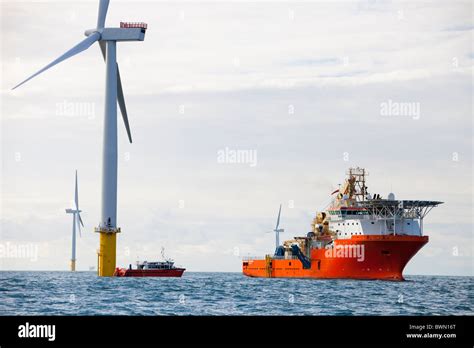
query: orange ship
243 168 442 281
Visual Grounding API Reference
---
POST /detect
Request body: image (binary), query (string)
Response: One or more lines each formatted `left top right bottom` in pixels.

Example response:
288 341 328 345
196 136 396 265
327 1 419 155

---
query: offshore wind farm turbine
65 171 84 272
267 204 285 250
13 0 147 276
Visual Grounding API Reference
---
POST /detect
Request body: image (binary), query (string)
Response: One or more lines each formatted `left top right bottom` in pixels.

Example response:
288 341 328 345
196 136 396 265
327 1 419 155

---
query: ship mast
346 167 368 202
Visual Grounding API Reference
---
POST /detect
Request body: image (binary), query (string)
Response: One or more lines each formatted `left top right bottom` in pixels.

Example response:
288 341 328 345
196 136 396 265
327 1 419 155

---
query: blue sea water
0 272 472 316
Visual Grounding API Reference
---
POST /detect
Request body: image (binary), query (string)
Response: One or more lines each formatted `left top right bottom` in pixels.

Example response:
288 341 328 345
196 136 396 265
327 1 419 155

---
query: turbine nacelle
84 26 146 42
101 27 146 41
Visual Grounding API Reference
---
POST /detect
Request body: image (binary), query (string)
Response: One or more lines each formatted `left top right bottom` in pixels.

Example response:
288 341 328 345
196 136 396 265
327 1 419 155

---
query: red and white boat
114 248 185 277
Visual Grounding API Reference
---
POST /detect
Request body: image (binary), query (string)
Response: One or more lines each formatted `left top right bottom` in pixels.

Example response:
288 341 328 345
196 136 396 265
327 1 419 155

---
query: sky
0 0 472 275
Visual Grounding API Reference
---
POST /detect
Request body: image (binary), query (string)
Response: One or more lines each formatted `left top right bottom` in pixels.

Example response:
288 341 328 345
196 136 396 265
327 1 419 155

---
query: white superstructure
311 168 442 240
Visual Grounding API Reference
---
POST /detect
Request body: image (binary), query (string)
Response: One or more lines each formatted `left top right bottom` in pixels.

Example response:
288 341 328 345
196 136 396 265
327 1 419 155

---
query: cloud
1 0 472 275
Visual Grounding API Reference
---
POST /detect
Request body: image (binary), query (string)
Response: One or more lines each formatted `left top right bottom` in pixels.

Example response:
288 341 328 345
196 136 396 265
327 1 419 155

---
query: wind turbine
12 0 147 276
65 170 84 272
267 204 284 250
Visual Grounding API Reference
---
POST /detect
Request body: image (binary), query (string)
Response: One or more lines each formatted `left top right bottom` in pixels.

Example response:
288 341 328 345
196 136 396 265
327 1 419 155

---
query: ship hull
114 268 185 277
242 235 427 281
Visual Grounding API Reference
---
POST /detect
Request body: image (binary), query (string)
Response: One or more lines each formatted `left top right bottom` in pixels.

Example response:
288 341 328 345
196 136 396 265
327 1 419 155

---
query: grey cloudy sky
1 0 472 275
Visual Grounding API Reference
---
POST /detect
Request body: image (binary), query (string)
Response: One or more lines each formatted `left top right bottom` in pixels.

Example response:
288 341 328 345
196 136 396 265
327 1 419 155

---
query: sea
0 272 472 316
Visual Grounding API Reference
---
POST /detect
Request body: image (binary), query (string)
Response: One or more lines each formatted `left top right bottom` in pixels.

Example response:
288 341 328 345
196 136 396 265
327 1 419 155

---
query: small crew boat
114 248 185 277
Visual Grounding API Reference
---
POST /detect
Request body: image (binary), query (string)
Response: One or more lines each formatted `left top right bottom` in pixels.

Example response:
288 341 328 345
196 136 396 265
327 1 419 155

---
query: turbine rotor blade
75 170 79 210
78 212 84 228
77 214 82 238
97 0 110 29
12 32 100 90
99 40 106 59
117 66 133 143
99 41 133 143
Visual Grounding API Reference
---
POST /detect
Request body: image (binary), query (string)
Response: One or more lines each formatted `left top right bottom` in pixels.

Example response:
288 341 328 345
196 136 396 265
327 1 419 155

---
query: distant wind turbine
13 0 148 276
267 204 285 250
65 171 84 272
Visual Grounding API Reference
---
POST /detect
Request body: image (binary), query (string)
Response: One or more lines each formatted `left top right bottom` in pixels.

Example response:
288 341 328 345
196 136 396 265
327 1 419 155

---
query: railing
94 226 121 233
242 256 265 261
242 255 299 261
120 22 148 29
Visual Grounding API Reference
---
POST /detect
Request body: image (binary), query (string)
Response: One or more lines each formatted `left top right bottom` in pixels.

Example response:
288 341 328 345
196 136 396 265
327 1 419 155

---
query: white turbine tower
13 0 147 276
65 170 84 272
268 204 284 250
